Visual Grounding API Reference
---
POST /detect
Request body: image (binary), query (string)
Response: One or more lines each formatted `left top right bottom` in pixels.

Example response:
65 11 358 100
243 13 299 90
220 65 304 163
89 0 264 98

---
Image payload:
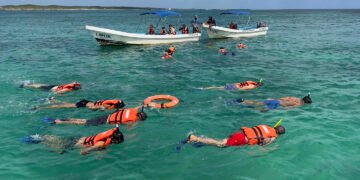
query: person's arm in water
80 141 105 155
262 137 276 146
189 135 227 147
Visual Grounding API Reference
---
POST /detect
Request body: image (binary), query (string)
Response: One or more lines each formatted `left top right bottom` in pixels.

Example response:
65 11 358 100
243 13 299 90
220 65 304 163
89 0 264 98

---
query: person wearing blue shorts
235 94 312 111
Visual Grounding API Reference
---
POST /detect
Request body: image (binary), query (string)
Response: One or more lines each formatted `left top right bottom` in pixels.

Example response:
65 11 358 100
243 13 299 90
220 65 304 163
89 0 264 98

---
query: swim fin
42 117 56 125
21 135 43 144
175 135 191 152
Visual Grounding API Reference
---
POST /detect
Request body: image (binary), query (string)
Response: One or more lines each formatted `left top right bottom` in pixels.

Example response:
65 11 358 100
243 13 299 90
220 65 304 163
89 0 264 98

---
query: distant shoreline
0 4 157 11
0 4 359 11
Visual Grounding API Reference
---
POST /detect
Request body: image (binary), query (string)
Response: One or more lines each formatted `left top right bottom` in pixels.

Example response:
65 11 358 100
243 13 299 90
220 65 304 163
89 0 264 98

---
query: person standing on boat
148 24 155 35
206 16 216 27
191 15 201 33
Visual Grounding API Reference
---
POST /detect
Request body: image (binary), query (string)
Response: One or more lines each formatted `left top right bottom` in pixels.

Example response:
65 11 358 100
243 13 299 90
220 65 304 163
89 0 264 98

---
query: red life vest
242 125 278 145
107 108 139 124
94 99 124 109
83 127 119 148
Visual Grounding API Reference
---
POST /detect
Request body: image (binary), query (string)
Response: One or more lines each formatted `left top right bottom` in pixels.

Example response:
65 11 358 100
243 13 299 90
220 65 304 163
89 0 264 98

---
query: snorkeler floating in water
197 79 263 91
162 44 176 59
218 47 235 56
185 121 285 148
20 81 81 94
21 126 124 155
34 99 125 111
234 93 312 111
237 43 247 49
44 106 147 126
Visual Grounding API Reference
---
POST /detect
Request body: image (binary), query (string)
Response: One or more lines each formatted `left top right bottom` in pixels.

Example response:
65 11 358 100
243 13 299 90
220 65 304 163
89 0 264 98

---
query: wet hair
275 125 286 135
138 112 147 121
111 131 124 144
75 99 90 108
115 101 125 108
219 47 225 49
73 82 81 89
302 95 312 104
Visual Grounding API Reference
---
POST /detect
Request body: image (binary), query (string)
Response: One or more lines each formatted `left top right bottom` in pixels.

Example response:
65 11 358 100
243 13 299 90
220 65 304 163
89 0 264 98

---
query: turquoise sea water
0 9 360 179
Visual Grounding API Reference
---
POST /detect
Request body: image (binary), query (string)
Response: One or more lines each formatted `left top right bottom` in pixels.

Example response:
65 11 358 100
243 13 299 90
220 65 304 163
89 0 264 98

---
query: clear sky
1 0 360 9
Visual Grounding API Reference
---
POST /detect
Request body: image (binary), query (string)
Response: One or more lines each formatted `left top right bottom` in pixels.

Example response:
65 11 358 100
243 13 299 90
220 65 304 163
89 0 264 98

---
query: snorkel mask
302 92 312 104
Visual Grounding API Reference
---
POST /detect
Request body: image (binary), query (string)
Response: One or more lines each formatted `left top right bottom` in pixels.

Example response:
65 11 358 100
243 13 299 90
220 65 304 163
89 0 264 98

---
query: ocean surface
0 9 359 179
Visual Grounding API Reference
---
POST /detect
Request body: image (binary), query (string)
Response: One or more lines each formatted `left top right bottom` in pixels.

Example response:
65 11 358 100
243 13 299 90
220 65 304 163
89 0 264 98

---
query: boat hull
85 25 201 45
202 24 268 39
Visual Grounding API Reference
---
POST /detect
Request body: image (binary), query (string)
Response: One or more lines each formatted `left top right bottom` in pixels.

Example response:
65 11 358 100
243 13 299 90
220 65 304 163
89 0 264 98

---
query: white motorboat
85 10 201 45
202 10 268 39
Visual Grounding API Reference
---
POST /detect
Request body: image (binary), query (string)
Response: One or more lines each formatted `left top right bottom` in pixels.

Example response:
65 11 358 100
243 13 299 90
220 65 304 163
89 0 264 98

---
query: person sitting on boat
20 81 81 94
148 24 155 35
43 106 147 126
168 24 176 35
21 126 124 155
238 43 247 49
160 27 166 35
179 24 189 34
229 21 238 29
196 80 263 91
191 15 201 33
234 94 312 111
34 99 125 111
185 123 285 148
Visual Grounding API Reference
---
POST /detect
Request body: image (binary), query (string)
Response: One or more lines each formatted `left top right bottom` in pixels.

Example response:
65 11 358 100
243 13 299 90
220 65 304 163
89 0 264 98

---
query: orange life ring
144 95 179 109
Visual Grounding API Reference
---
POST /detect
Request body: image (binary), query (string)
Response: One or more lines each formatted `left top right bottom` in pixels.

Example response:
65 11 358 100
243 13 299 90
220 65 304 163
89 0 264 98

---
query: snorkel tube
258 78 264 86
274 118 283 128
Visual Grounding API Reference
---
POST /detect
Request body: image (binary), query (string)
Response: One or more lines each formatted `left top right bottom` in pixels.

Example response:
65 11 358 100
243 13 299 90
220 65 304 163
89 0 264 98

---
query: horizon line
1 4 360 11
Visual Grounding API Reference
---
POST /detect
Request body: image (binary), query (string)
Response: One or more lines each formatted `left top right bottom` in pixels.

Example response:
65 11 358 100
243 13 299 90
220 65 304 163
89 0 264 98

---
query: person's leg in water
188 134 227 147
35 103 77 110
54 118 87 125
20 83 57 90
24 135 78 154
54 115 108 126
199 86 225 90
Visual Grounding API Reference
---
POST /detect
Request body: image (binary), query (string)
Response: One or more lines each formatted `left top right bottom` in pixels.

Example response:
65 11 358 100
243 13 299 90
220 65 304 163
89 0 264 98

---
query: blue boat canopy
220 10 250 15
140 10 181 18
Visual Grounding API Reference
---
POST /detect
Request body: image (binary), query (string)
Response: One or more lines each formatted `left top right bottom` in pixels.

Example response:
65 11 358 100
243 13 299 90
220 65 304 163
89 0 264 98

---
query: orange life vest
94 99 123 109
83 127 119 148
242 125 278 145
55 82 80 92
107 108 139 124
236 81 259 88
